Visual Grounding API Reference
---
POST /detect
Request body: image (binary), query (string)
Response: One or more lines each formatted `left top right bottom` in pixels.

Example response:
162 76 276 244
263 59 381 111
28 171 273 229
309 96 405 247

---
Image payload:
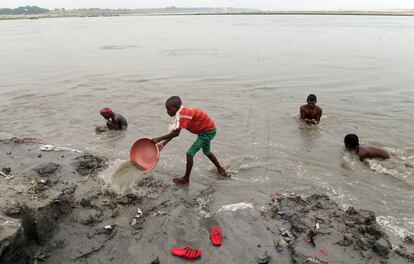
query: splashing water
99 159 144 194
366 147 414 185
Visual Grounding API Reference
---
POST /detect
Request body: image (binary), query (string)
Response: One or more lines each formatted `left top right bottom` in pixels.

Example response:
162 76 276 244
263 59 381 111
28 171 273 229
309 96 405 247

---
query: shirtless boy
99 108 128 130
300 94 322 125
344 134 390 161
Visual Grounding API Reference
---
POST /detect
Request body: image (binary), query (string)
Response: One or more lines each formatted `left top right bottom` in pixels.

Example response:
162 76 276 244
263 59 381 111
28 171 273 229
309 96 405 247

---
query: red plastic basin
129 138 159 172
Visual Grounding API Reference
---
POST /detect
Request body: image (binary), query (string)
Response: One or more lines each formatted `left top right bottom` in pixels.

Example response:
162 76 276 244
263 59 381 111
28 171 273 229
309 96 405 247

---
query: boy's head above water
165 96 182 117
100 107 113 120
344 134 359 150
306 94 317 109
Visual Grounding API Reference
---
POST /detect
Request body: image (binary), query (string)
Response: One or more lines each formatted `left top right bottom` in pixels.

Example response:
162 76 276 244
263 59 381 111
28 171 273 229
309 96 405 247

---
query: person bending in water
300 94 322 125
344 134 390 161
152 96 228 185
100 108 128 130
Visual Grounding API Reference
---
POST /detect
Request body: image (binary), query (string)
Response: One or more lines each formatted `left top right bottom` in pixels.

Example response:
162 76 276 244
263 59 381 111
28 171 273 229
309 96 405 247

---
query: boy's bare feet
218 168 229 177
173 177 190 185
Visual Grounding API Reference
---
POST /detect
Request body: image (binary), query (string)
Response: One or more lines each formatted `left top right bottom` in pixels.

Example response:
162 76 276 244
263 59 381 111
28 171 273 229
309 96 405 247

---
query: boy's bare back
357 145 390 161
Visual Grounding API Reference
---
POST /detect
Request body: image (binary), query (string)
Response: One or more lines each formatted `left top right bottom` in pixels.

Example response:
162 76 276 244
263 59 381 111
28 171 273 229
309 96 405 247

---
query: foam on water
366 147 414 185
377 215 414 242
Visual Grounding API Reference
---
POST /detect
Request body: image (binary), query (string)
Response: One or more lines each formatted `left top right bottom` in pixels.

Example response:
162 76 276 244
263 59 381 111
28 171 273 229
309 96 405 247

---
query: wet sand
1 137 413 263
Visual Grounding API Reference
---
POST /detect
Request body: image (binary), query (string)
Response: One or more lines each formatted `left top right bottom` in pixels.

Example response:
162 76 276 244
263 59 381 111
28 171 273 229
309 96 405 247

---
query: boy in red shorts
152 96 227 184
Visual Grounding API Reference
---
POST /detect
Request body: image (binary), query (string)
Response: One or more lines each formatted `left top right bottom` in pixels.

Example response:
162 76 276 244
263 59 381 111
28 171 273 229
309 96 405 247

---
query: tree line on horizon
0 5 260 15
0 6 49 15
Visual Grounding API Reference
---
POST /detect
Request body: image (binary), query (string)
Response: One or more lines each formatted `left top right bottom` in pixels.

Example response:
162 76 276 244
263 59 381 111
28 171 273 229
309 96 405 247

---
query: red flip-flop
210 226 222 246
171 246 202 260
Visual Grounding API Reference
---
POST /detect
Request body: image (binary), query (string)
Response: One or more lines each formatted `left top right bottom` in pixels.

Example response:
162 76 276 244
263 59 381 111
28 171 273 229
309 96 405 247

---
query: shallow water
1 15 414 243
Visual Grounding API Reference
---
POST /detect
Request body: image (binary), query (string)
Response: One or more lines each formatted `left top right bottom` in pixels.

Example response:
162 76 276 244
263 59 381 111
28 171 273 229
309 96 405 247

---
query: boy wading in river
100 108 128 130
300 94 322 125
152 96 228 185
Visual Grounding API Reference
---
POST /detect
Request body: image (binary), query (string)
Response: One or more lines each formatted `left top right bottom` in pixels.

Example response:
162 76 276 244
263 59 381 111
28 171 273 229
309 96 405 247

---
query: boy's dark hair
307 94 317 102
344 134 359 149
166 96 182 107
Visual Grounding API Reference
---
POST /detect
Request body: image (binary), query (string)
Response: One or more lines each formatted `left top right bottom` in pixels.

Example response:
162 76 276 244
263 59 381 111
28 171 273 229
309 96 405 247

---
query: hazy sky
1 0 414 10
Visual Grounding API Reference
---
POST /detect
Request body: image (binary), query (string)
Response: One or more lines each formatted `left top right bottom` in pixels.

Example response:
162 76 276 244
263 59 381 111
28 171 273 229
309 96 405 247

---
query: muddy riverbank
0 137 413 263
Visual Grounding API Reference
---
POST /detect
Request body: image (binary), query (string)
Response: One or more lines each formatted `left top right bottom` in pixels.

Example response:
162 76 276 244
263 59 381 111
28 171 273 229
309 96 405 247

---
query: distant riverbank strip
1 10 414 21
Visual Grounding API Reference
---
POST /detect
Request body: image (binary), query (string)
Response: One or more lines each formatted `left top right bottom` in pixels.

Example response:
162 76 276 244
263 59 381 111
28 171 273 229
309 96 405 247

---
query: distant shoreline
1 10 414 20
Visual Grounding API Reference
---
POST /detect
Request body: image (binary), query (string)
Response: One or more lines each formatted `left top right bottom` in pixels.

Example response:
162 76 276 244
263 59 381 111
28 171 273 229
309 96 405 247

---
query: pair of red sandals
171 226 222 260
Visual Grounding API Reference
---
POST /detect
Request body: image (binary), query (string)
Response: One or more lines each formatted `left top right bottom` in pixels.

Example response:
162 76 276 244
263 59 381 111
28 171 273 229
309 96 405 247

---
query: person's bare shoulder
358 145 390 160
115 113 126 122
315 105 322 112
357 146 370 161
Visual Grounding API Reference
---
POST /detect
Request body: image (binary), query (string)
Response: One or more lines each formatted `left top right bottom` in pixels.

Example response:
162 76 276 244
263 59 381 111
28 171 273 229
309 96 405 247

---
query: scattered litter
28 178 51 199
153 210 167 216
40 145 55 151
305 257 323 263
305 249 330 264
0 169 14 180
95 224 116 235
274 237 288 251
281 229 294 241
218 202 253 212
13 137 41 144
130 211 145 230
136 208 143 218
306 228 319 247
2 220 19 226
40 144 82 153
306 222 322 247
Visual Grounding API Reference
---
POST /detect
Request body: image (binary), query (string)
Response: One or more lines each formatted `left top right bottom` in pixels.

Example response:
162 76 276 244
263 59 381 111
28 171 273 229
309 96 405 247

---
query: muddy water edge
0 138 413 263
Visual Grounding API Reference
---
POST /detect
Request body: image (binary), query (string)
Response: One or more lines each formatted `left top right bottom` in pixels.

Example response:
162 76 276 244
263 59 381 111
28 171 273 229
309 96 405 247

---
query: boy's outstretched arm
157 138 172 151
152 129 181 145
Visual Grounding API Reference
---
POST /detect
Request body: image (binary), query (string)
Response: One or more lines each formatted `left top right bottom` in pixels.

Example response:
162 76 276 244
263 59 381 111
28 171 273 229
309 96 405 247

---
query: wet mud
0 138 413 263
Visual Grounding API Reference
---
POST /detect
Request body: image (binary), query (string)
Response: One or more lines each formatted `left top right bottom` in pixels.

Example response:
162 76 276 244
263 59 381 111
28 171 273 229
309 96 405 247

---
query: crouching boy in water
152 96 228 185
344 134 390 161
100 108 128 130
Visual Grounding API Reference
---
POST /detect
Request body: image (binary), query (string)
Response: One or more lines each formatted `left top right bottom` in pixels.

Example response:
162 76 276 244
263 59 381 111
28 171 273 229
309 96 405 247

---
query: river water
0 15 413 243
